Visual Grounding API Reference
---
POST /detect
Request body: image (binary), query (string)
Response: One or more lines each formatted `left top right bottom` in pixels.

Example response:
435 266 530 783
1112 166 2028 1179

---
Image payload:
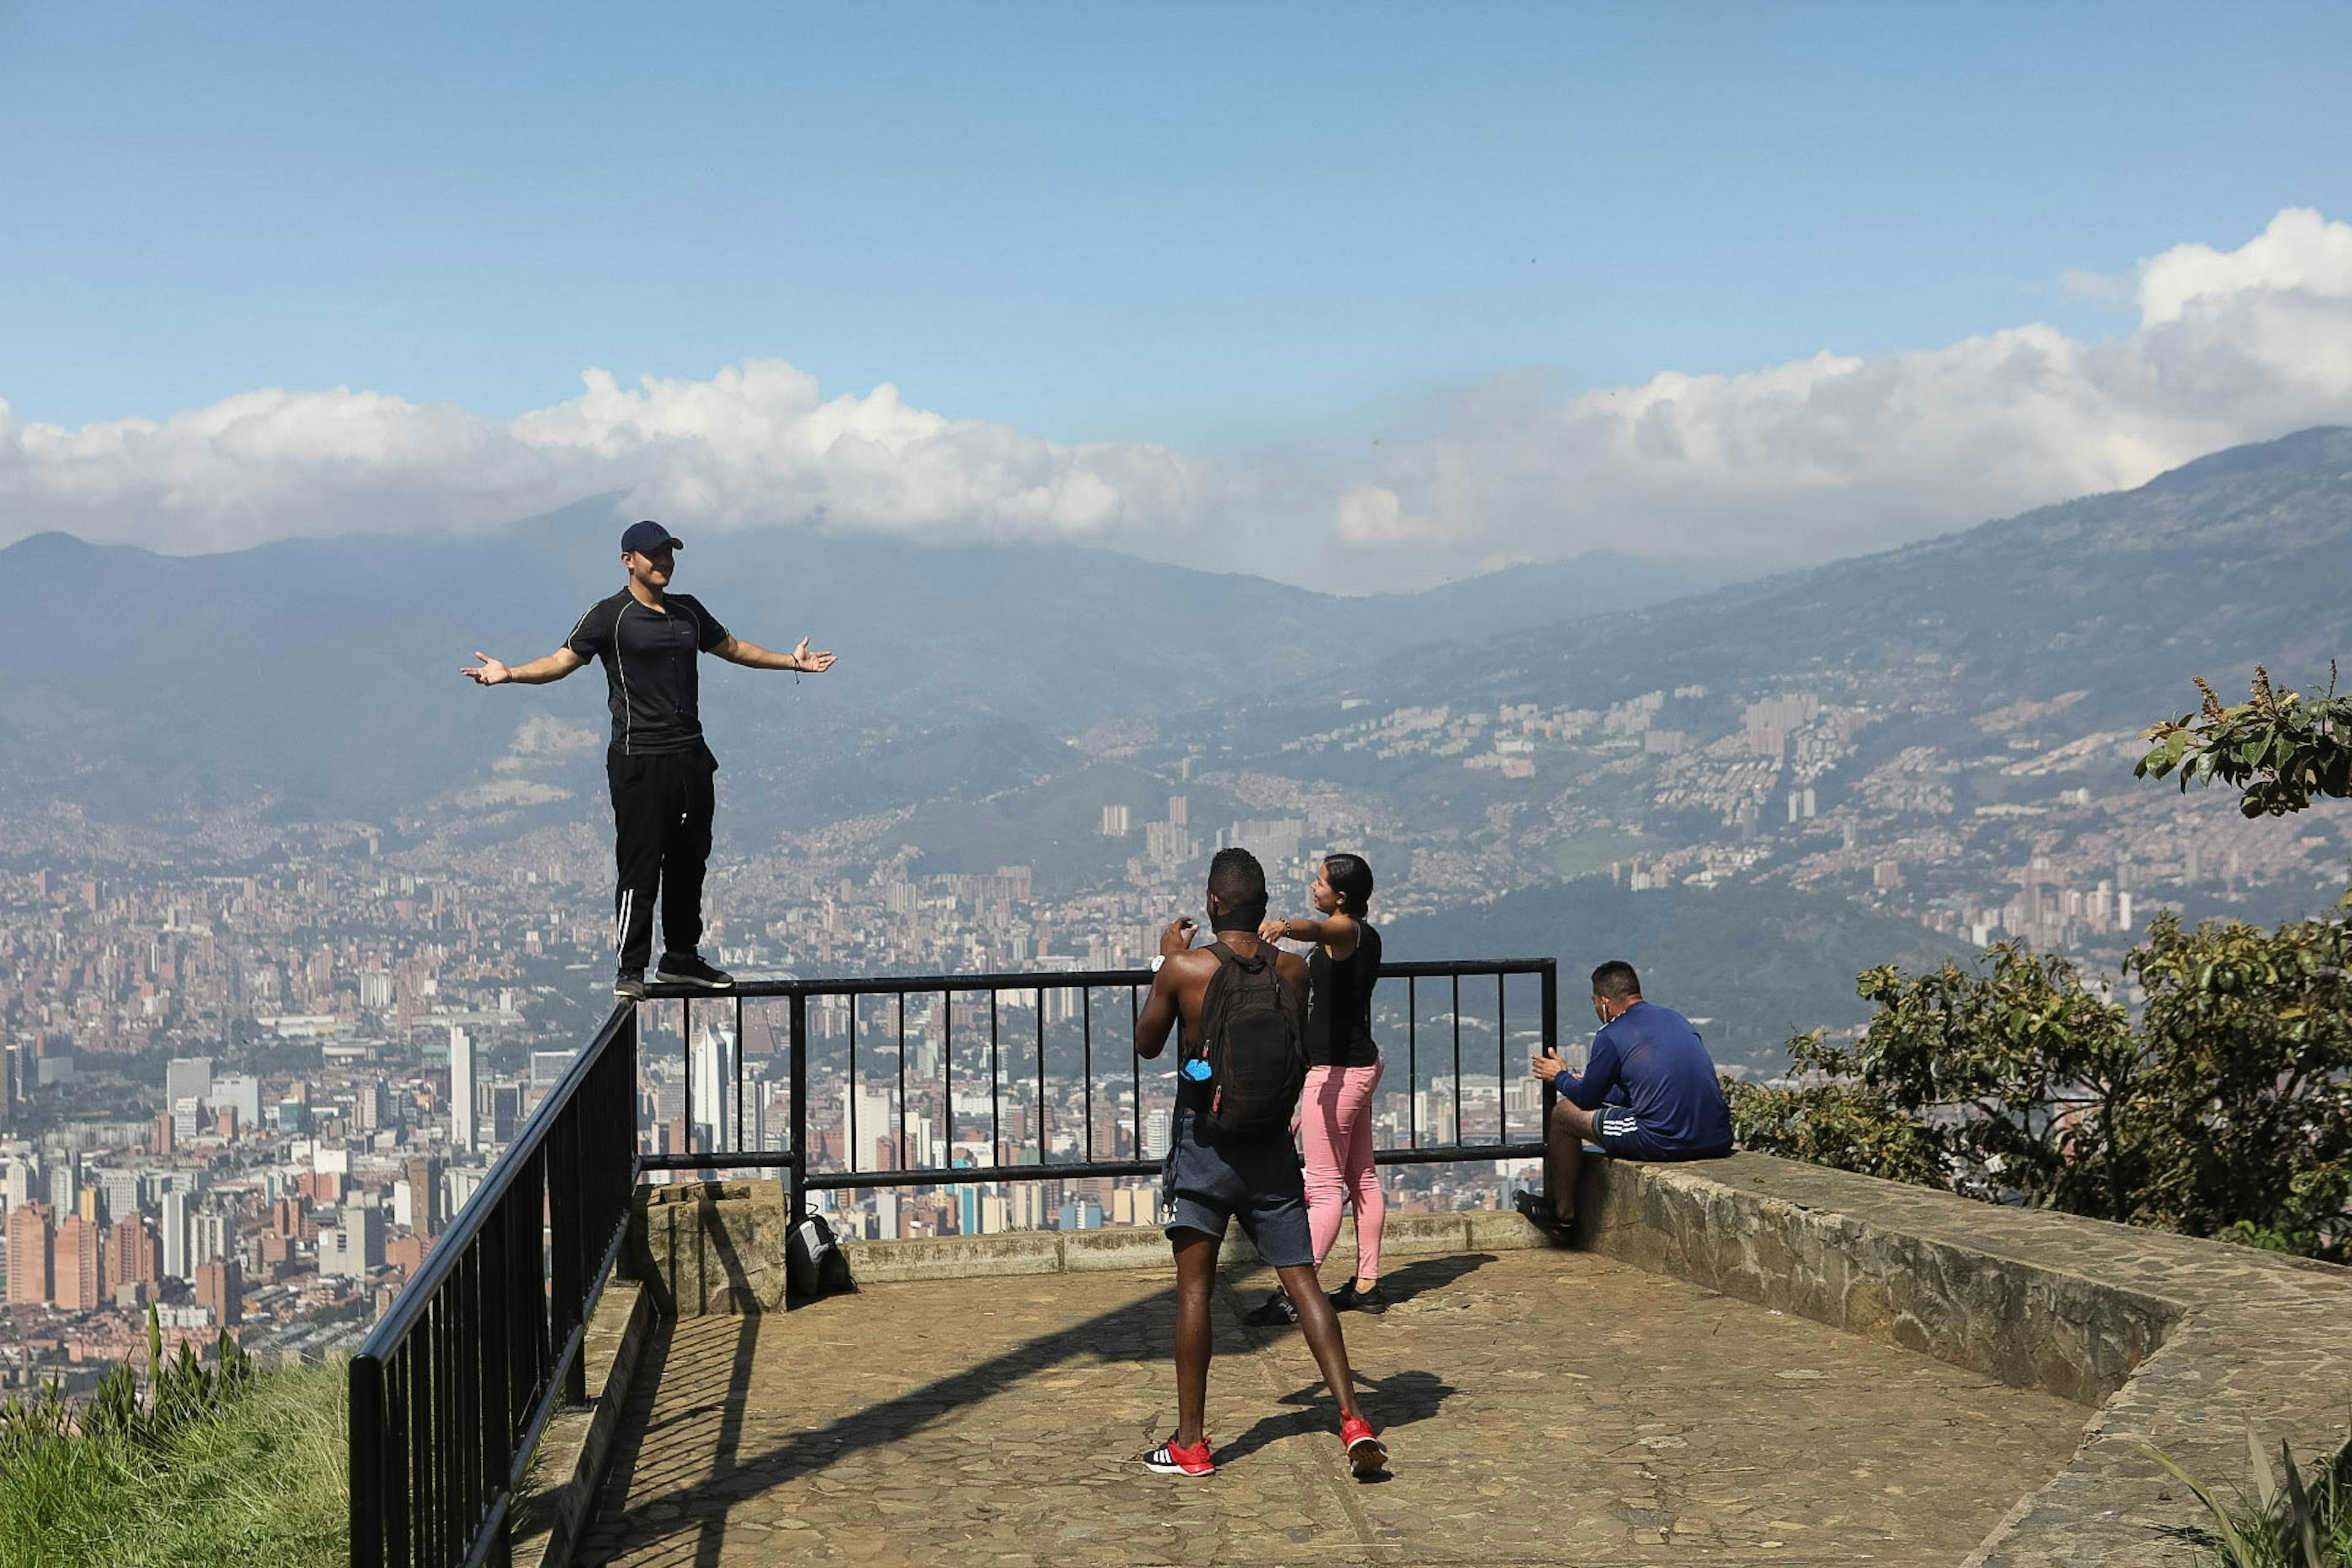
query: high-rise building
404 1156 446 1237
450 1027 475 1152
5 1202 53 1306
1100 804 1131 837
691 1024 736 1155
107 1215 159 1295
208 1073 262 1129
190 1209 230 1270
195 1257 242 1327
319 1208 386 1281
54 1215 101 1311
160 1190 190 1280
488 1084 521 1145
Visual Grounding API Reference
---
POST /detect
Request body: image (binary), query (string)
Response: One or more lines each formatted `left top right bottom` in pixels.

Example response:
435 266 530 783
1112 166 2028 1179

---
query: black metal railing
347 1005 639 1568
636 957 1558 1207
349 955 1553 1567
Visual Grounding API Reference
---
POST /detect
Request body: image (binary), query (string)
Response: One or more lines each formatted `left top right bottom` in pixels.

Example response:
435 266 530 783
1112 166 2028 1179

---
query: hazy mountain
1386 880 1965 1072
0 501 1716 825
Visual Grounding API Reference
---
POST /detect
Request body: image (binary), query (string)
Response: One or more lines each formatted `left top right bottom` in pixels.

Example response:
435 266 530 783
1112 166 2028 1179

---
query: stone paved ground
578 1249 2091 1567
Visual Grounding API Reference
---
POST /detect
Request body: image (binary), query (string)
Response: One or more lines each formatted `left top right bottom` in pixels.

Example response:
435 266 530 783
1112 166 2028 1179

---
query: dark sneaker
1142 1434 1216 1477
655 953 735 990
1330 1280 1387 1316
1341 1414 1388 1476
614 970 647 1003
1512 1189 1571 1239
1241 1289 1298 1327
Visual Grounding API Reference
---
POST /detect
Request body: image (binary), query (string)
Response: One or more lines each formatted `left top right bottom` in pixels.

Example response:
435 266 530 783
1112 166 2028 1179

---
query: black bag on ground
786 1212 854 1297
1194 941 1308 1137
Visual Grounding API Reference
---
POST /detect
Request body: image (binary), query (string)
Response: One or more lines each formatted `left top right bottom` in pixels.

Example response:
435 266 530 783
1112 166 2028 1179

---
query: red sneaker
1341 1414 1388 1476
1142 1434 1216 1477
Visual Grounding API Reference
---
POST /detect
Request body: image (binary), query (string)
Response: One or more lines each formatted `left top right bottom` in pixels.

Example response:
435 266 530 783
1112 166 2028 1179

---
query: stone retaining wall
1578 1153 2352 1566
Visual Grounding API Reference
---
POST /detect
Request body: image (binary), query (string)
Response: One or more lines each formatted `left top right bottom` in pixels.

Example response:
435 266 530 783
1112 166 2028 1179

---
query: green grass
0 1358 347 1568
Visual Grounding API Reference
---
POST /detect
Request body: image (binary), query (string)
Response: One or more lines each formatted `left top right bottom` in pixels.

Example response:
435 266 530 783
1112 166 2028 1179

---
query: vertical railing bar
349 1353 385 1568
1497 973 1508 1145
848 999 859 1174
1082 987 1093 1163
1452 973 1463 1153
733 993 745 1157
1408 975 1418 1149
989 992 1001 1166
897 989 908 1172
1540 960 1559 1150
680 997 693 1159
1036 992 1047 1166
941 989 953 1174
788 992 809 1218
1129 985 1141 1168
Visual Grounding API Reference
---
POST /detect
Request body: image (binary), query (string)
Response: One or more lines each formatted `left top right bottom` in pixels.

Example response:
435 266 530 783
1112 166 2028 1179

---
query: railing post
349 1351 385 1568
551 1087 586 1408
789 991 809 1219
1539 959 1559 1123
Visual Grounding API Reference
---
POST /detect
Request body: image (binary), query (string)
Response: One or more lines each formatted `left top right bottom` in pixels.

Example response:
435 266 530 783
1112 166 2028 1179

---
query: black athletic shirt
564 590 730 756
1305 922 1381 1068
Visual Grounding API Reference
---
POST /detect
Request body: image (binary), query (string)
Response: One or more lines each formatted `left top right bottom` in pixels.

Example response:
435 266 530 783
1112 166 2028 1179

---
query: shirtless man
1134 847 1388 1479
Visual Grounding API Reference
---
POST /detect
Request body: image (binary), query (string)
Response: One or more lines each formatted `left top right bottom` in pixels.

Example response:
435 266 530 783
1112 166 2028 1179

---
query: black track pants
608 744 717 973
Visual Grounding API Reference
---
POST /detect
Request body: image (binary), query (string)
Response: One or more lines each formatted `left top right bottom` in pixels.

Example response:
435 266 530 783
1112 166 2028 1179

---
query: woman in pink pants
1247 853 1388 1322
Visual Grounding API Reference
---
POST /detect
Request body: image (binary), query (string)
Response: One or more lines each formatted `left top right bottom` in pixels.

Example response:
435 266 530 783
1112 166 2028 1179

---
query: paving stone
576 1248 2084 1565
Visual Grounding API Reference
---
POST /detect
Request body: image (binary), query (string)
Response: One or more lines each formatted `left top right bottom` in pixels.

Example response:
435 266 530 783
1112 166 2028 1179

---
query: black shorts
1160 1117 1314 1267
1588 1105 1730 1164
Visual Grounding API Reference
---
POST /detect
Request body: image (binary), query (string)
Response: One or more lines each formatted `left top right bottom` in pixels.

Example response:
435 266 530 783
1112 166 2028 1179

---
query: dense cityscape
3 663 2346 1392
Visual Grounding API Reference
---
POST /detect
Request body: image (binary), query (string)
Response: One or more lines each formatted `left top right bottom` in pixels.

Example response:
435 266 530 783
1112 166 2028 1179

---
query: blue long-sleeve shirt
1553 1001 1732 1155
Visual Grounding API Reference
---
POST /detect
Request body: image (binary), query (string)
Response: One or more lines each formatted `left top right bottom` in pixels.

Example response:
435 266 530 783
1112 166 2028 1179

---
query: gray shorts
1161 1115 1314 1268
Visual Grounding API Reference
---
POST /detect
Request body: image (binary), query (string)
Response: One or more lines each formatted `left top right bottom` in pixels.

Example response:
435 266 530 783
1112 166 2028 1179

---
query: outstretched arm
463 647 587 687
1258 911 1359 960
715 635 839 673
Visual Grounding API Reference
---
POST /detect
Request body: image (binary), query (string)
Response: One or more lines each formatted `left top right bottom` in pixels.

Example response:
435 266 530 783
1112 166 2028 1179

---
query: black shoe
1330 1280 1387 1316
614 970 647 1003
655 952 735 990
1241 1289 1298 1327
1512 1189 1571 1238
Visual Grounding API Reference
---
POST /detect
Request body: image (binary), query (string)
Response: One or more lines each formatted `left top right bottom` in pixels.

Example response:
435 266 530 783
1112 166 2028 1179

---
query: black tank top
1305 922 1380 1068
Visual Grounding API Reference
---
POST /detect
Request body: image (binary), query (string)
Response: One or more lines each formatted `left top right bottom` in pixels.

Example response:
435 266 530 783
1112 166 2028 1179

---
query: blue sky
5 2 2352 586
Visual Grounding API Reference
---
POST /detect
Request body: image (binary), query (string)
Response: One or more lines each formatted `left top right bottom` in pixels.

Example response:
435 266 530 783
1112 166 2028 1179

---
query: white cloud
0 360 1212 556
1322 208 2352 582
7 208 2352 590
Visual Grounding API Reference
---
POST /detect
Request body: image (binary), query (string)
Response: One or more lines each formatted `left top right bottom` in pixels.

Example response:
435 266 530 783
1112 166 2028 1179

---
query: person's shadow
1215 1368 1456 1479
1213 1252 1490 1479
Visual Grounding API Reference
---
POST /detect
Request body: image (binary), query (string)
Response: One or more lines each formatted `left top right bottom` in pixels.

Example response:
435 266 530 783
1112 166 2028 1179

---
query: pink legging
1299 1059 1386 1280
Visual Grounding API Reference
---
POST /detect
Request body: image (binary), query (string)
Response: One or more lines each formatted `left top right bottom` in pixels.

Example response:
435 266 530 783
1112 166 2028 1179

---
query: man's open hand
462 652 510 687
1160 918 1197 957
1530 1052 1569 1083
795 638 839 673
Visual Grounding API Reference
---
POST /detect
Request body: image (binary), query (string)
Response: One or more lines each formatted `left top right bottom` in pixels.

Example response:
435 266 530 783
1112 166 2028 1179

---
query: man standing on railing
1134 847 1389 1480
462 520 837 1002
1517 960 1733 1235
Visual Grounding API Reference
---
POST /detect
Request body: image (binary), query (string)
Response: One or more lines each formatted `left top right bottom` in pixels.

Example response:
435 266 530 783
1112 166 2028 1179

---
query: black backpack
1193 941 1308 1137
786 1212 855 1298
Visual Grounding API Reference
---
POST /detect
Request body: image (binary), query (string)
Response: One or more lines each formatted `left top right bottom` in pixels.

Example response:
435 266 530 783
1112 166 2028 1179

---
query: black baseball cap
620 519 683 554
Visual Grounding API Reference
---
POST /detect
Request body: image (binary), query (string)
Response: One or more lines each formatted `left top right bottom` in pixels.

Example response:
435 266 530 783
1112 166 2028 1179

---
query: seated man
1134 847 1388 1480
1517 960 1733 1234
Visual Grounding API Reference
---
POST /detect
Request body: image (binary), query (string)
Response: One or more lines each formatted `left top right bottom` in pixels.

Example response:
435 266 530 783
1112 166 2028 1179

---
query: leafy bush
2139 665 2352 820
1729 910 2351 1261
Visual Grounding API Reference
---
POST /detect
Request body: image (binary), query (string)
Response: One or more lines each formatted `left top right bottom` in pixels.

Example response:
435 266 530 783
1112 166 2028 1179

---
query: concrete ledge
511 1276 654 1568
840 1208 1550 1284
1577 1152 2352 1566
